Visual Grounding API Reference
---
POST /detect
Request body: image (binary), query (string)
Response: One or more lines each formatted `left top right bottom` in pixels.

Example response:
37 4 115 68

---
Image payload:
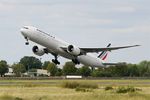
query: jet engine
67 45 81 56
32 46 45 56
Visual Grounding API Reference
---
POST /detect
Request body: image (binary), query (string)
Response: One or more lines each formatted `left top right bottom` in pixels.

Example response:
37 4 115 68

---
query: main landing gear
52 54 60 65
72 59 80 64
25 37 29 45
91 67 95 71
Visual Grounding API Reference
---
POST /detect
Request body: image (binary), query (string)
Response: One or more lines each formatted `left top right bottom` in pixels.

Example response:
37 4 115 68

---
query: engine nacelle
67 45 81 56
32 46 45 56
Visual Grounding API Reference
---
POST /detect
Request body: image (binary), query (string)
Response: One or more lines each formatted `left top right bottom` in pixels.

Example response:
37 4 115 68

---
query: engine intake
32 46 45 56
67 45 80 56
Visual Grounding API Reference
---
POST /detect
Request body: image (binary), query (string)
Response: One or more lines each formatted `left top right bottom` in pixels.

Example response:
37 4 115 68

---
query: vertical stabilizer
98 43 111 60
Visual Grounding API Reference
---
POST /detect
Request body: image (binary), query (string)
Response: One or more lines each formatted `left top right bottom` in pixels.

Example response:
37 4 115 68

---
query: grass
62 81 98 89
0 95 23 100
0 79 149 100
116 86 142 93
105 86 113 91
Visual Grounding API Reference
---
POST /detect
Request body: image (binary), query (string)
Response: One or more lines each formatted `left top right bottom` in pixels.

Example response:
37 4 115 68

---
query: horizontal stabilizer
102 62 126 66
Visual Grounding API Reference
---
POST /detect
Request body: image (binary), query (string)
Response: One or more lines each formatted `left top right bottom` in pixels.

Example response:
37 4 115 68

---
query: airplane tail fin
98 43 111 60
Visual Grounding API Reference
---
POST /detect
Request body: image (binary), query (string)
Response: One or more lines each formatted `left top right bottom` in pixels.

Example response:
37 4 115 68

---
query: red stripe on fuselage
102 53 108 60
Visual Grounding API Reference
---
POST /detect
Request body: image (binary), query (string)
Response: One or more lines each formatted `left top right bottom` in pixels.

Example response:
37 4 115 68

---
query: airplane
20 26 140 67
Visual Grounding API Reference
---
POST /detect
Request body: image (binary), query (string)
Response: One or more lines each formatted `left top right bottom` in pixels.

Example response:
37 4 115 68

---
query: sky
0 0 150 65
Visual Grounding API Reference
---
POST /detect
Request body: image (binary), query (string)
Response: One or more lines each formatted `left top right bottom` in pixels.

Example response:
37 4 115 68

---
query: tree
91 68 112 77
91 69 102 77
62 62 77 75
20 56 42 70
12 63 26 77
42 61 51 69
137 61 150 77
0 60 9 77
110 64 128 77
47 63 58 76
126 64 139 77
55 68 62 76
78 66 91 77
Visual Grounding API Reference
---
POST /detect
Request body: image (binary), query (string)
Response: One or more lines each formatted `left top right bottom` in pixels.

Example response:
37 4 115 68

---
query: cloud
134 25 150 33
111 28 133 33
110 25 150 34
95 25 150 34
111 6 136 13
0 0 149 64
0 2 15 11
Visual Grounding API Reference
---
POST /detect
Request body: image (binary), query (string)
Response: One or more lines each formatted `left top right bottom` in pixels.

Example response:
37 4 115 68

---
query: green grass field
0 79 150 100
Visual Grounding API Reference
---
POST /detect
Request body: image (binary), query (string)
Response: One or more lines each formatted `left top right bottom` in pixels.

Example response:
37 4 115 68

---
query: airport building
5 68 50 77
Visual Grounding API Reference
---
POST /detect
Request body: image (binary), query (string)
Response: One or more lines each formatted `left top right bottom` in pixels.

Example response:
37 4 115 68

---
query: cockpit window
23 27 29 29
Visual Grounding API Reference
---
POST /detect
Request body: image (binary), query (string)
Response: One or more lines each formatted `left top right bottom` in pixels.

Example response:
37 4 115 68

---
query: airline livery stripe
98 43 111 58
102 53 108 60
98 51 106 58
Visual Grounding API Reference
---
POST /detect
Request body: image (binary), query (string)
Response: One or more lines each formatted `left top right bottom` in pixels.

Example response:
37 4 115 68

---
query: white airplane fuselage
20 26 105 67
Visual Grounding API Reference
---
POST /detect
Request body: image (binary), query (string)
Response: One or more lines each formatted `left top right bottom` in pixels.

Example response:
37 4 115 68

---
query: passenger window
23 27 29 29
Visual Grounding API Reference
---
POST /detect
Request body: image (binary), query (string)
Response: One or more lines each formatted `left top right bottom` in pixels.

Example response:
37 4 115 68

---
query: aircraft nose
20 28 24 34
20 28 26 35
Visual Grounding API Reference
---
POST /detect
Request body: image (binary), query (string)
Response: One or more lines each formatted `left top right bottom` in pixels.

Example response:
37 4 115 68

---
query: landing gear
91 67 95 72
25 42 29 45
52 54 60 65
25 37 29 45
72 59 80 64
52 59 60 65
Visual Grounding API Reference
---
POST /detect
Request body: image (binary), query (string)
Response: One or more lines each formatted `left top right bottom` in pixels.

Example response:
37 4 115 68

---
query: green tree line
0 56 150 77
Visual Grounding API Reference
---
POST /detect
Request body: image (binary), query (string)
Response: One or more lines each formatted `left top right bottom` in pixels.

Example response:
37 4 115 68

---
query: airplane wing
80 45 140 53
61 45 140 53
44 48 56 54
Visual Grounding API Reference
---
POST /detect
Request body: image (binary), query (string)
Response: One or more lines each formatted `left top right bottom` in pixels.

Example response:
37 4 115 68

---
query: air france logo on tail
98 43 111 60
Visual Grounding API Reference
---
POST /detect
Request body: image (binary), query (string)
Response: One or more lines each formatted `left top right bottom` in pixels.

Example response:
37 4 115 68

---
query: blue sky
0 0 149 65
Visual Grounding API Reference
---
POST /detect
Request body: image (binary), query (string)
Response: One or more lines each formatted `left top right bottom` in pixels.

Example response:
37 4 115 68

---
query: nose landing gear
25 37 29 45
25 42 29 45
